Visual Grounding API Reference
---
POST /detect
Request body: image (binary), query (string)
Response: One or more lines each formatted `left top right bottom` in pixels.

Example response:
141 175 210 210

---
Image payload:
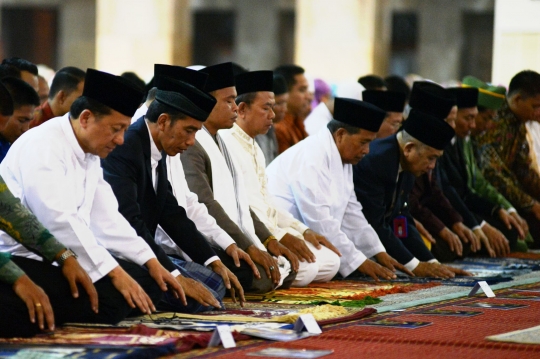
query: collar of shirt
61 113 93 162
232 123 257 153
145 119 162 164
451 136 456 145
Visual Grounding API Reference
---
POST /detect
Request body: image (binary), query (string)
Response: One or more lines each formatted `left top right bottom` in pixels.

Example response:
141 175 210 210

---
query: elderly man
267 97 410 280
222 71 341 287
0 69 183 322
353 107 469 278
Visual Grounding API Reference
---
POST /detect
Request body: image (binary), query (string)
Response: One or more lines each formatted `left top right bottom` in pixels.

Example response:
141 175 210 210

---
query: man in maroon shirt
30 67 85 128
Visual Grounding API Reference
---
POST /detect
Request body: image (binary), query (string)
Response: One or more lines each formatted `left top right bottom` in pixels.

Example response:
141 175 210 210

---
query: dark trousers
0 257 162 338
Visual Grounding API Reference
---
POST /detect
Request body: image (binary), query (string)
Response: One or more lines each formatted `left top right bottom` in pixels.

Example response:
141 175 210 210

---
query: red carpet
186 287 540 359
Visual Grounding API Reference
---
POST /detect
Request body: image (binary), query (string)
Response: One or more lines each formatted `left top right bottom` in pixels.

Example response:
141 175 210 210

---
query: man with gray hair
353 108 470 277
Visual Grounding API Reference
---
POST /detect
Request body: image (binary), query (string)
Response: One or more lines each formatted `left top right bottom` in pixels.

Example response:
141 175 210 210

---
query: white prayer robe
265 127 386 277
221 124 340 285
304 102 333 136
156 153 236 254
0 114 156 282
190 128 291 287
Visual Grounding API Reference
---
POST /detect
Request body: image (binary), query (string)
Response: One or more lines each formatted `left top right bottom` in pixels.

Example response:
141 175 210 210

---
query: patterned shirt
476 101 540 209
0 175 65 284
222 124 308 240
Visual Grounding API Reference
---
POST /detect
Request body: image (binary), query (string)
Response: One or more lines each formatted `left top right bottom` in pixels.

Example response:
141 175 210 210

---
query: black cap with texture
446 87 479 108
409 81 456 120
362 90 406 113
155 76 216 121
154 64 208 91
199 62 235 93
83 69 143 117
402 109 455 150
273 74 288 96
235 71 274 96
333 97 386 133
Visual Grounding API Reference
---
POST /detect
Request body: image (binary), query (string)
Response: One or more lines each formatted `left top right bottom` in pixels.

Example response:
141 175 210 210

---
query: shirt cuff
477 220 487 230
170 269 181 277
507 208 517 214
428 258 439 263
292 220 309 235
204 255 220 267
272 227 288 241
404 257 420 272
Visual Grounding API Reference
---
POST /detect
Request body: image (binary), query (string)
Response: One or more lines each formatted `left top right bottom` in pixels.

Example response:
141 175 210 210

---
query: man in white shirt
222 71 341 287
0 69 184 322
267 97 411 279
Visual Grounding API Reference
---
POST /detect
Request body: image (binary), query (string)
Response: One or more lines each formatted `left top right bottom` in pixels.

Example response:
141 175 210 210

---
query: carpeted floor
183 285 540 359
1 257 539 358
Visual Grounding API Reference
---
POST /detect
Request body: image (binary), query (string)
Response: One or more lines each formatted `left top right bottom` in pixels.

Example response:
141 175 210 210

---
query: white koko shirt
0 114 156 282
265 127 386 277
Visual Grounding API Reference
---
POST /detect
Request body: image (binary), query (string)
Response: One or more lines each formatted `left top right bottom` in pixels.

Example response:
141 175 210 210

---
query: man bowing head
266 97 410 280
102 75 249 313
353 108 471 278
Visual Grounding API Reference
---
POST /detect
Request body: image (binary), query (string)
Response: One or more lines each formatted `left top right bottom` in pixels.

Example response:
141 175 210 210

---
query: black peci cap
409 81 456 120
333 97 386 133
446 87 479 108
199 62 235 93
83 69 143 117
362 90 406 113
402 109 455 150
235 71 274 96
154 64 208 91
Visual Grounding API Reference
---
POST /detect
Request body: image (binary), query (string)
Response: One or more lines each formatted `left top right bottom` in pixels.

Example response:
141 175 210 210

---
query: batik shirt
476 102 540 209
0 175 65 284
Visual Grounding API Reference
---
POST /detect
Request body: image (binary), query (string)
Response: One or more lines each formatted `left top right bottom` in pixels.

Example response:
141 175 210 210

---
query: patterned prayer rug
241 280 440 305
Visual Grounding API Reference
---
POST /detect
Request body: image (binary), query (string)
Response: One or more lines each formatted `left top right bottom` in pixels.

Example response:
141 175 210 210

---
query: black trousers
0 257 162 338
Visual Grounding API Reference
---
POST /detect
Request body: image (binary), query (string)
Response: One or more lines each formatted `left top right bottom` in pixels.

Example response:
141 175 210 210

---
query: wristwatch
57 249 77 266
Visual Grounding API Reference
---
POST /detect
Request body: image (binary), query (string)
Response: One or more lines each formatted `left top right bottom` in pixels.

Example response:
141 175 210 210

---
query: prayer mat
506 252 540 260
0 325 187 346
0 345 177 359
242 280 439 305
116 306 376 330
486 324 540 344
185 286 540 359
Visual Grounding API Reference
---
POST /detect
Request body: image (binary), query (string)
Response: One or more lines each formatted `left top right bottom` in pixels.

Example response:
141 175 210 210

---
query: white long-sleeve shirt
220 124 309 240
155 153 236 255
0 114 156 282
265 127 386 277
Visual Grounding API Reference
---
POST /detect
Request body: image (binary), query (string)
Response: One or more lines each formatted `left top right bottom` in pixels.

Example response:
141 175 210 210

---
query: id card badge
393 215 408 238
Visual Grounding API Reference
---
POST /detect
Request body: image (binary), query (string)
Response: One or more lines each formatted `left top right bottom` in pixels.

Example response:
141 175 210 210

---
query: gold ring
35 303 42 307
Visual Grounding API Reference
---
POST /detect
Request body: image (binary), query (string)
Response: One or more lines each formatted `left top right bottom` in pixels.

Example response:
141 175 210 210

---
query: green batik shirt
0 175 65 284
463 137 514 210
476 101 540 209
